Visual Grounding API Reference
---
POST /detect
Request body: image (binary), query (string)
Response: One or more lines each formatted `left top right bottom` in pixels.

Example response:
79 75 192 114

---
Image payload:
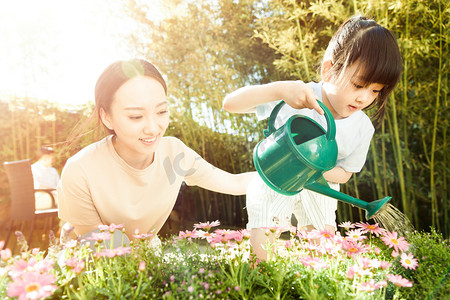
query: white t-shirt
31 161 60 189
256 81 374 173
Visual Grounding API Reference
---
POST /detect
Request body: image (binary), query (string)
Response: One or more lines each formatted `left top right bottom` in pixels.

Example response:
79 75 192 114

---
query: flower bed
0 221 448 299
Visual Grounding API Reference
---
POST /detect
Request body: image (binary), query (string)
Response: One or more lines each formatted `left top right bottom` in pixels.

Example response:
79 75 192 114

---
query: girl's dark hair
324 15 402 127
95 59 167 134
62 59 167 156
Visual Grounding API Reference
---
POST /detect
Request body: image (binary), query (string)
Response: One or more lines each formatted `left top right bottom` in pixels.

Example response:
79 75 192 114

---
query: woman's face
101 76 169 169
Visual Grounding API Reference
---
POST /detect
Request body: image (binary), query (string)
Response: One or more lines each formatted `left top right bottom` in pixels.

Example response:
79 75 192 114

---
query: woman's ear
99 108 113 131
321 60 333 82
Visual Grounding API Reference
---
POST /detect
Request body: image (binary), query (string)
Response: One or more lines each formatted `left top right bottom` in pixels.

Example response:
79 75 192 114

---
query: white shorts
246 175 338 231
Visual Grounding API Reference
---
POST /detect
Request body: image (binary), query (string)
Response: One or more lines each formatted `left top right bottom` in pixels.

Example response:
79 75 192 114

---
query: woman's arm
223 81 323 114
195 170 257 196
323 166 353 184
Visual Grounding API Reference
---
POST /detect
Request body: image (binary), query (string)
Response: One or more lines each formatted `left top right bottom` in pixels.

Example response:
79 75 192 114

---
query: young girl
223 15 402 259
57 58 255 245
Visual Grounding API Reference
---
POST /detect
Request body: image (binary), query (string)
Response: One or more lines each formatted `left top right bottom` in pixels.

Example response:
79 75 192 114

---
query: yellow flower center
26 283 40 293
391 239 399 245
349 247 358 253
405 259 411 264
367 225 375 230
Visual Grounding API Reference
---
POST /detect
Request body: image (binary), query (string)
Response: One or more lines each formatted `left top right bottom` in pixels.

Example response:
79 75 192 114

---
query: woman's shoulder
160 136 189 150
65 136 110 166
158 136 200 161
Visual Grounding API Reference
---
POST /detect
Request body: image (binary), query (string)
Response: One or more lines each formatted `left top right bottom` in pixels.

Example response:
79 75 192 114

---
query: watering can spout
304 179 392 220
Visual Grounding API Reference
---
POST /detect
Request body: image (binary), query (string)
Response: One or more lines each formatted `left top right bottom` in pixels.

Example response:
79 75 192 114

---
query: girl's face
322 62 384 119
100 76 169 169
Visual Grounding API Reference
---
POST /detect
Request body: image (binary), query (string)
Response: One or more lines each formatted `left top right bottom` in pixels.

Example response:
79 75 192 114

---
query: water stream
372 203 414 237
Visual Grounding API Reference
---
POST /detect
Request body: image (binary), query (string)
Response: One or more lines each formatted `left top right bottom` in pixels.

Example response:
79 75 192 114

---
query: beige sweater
58 135 217 236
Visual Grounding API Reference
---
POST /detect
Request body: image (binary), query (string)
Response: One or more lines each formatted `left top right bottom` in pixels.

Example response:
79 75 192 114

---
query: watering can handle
264 100 336 141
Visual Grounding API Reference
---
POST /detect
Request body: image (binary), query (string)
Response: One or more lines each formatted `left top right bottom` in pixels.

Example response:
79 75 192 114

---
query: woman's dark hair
94 59 167 134
324 15 402 127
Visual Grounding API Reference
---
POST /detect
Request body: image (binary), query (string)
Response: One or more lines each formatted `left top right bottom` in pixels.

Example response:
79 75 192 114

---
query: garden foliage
2 221 448 299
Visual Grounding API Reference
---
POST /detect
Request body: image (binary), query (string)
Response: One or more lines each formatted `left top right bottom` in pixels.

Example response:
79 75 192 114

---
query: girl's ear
321 60 333 82
100 108 113 131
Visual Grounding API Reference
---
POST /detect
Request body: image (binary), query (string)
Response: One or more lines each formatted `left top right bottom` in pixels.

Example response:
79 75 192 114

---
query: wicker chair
3 159 58 248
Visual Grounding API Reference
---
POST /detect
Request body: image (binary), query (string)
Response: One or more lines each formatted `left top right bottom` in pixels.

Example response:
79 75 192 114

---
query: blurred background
0 0 448 250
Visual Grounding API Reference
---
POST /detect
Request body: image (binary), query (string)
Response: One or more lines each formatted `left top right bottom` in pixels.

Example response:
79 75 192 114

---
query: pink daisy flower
342 240 368 258
65 257 85 274
193 220 220 232
358 257 372 269
380 261 392 270
7 271 58 300
356 279 385 292
139 261 146 272
381 231 410 252
299 255 329 270
9 259 37 279
348 265 372 277
345 229 367 242
355 222 386 236
317 239 342 257
178 230 199 241
34 259 54 273
285 240 293 249
113 246 132 256
209 232 233 246
195 230 215 243
387 274 413 287
98 223 124 233
338 221 355 230
1 248 12 261
227 230 247 244
63 239 78 249
317 229 336 241
87 231 112 242
133 233 154 240
346 267 355 280
401 252 419 270
94 246 132 258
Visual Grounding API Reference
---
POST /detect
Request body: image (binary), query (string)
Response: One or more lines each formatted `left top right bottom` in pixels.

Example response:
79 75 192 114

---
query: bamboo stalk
381 121 388 195
401 5 416 228
429 0 443 230
386 96 410 220
370 139 384 199
295 17 310 81
351 175 363 221
443 15 449 237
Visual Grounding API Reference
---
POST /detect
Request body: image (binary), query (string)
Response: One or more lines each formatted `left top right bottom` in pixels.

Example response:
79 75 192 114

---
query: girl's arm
223 81 323 114
323 166 353 184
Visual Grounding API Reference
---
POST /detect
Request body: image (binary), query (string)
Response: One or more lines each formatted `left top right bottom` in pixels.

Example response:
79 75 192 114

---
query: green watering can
253 100 391 219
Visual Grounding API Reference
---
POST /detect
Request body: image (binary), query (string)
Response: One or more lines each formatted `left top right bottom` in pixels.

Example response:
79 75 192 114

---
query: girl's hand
277 81 324 115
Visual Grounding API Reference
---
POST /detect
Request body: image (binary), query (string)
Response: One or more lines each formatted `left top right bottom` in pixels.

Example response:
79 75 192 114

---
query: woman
58 59 255 243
